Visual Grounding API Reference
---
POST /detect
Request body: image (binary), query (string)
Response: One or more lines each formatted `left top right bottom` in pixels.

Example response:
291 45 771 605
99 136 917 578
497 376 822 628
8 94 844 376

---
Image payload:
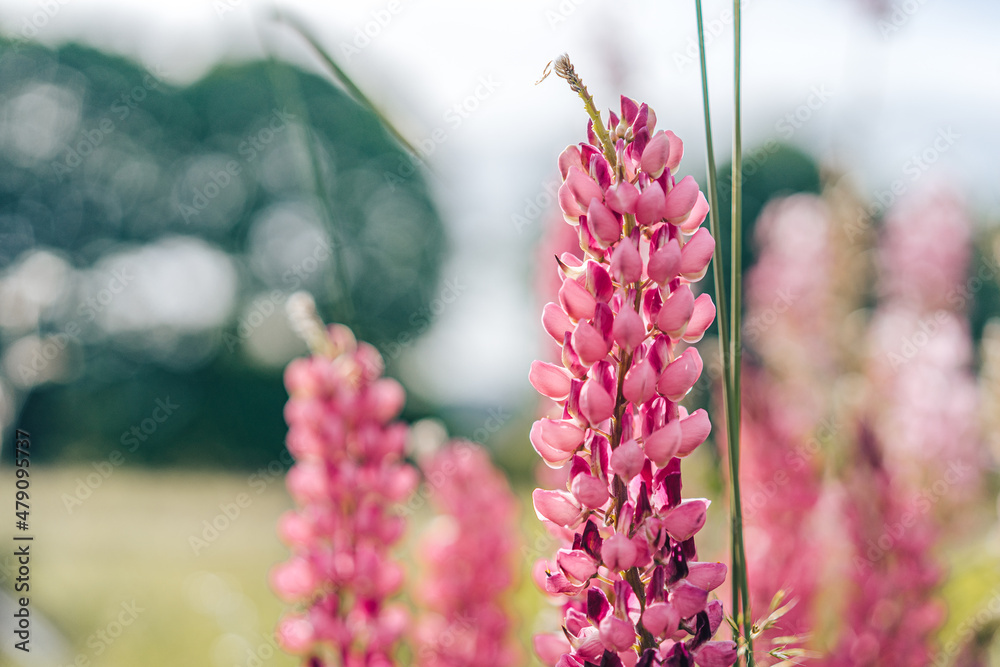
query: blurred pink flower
413 441 521 667
529 93 735 666
272 323 418 666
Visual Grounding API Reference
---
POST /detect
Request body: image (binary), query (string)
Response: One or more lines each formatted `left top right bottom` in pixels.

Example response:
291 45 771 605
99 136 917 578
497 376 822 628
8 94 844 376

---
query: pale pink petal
601 533 638 571
644 420 682 465
529 360 573 401
640 131 671 179
678 409 711 455
613 306 646 353
606 181 640 215
559 279 597 321
571 473 611 509
573 320 612 366
695 641 739 667
610 238 643 284
558 145 583 179
680 227 715 281
657 347 703 401
679 191 710 232
636 182 666 226
532 488 583 527
598 615 636 653
543 301 574 343
663 499 710 541
663 175 700 220
648 238 681 285
534 634 572 667
686 562 727 592
641 602 680 638
655 285 694 338
566 166 604 208
588 199 622 247
623 357 658 404
610 439 645 480
580 379 614 426
664 131 684 173
683 294 716 343
557 548 599 583
669 580 709 619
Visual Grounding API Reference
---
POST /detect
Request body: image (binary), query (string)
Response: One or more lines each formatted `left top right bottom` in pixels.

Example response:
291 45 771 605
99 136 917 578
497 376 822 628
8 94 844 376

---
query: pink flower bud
642 602 680 637
543 301 573 343
533 488 583 527
601 533 638 571
683 294 716 343
598 615 635 653
640 131 671 179
663 175 700 221
606 181 640 215
587 199 622 248
571 472 611 509
678 409 711 456
559 279 597 321
648 238 681 285
530 361 574 401
610 439 645 480
663 499 710 541
680 227 715 281
623 357 658 405
573 320 611 366
636 182 666 226
644 420 681 465
610 238 643 284
669 580 709 619
656 285 695 339
580 379 614 426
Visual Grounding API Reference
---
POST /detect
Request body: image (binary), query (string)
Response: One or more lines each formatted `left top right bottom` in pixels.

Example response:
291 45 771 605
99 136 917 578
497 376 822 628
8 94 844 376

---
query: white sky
1 0 997 406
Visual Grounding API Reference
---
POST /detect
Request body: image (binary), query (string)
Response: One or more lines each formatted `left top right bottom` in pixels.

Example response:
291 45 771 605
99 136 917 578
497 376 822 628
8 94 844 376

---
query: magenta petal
683 294 716 343
558 145 584 179
663 176 699 221
557 548 599 583
680 227 715 281
640 131 671 179
559 180 584 222
669 580 709 619
580 379 614 426
641 602 680 638
694 641 739 667
560 279 597 321
566 166 604 208
610 238 643 284
623 357 657 404
610 439 644 480
533 488 583 528
647 238 681 285
573 321 611 366
664 130 684 173
643 420 681 465
680 191 710 232
572 473 611 509
545 570 587 596
601 533 638 571
679 409 711 455
706 600 724 634
613 307 646 354
636 182 666 226
655 285 694 339
539 418 586 453
687 562 727 592
606 182 640 215
530 422 573 467
657 347 702 401
543 302 573 343
530 360 573 400
586 262 615 303
663 498 709 541
620 95 639 126
588 199 622 248
534 634 572 667
598 615 635 653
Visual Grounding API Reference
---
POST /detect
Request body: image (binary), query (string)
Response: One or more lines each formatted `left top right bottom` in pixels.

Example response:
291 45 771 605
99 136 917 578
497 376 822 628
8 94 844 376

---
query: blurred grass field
1 464 997 666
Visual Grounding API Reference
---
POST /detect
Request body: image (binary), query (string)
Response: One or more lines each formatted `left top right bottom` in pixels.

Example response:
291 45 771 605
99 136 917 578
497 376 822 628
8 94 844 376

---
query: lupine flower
529 75 736 666
413 440 521 667
740 195 834 659
825 423 944 667
866 187 982 498
272 294 418 667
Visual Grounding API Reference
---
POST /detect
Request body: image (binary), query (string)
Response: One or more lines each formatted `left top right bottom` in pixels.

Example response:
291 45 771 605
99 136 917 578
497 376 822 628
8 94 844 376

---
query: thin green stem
552 55 618 170
693 0 739 629
731 1 754 663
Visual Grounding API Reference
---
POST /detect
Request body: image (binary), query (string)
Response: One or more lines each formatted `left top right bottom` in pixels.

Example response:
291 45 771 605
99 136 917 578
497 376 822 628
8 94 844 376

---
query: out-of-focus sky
2 0 997 407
